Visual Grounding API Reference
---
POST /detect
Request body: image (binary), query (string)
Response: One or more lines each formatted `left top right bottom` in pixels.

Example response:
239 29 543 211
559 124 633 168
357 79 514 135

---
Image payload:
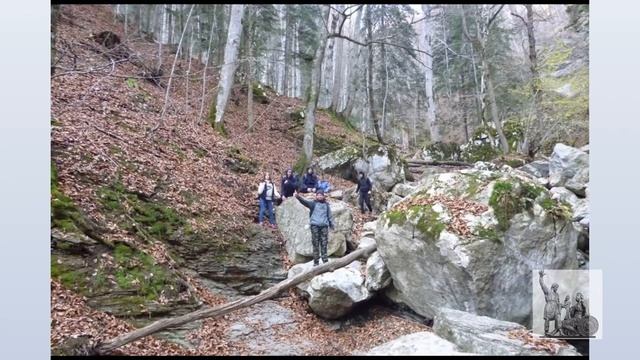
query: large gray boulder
549 143 589 196
518 160 550 179
361 332 469 355
353 145 406 191
375 170 578 325
313 146 360 180
276 197 352 264
433 308 581 356
549 187 588 221
392 183 417 197
361 221 377 237
313 145 406 192
365 251 392 292
288 260 371 319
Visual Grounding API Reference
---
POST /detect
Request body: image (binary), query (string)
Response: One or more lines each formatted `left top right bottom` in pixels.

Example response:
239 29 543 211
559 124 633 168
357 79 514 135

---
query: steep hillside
51 5 424 355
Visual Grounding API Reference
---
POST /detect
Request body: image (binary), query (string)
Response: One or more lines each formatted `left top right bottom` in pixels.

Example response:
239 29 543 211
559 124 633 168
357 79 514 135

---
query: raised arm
295 194 313 209
539 270 549 295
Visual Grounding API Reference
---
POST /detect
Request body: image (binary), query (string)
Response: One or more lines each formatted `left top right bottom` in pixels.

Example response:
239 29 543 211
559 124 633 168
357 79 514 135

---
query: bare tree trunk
514 5 542 158
331 5 345 112
319 9 338 109
366 5 384 144
124 5 128 38
94 243 377 355
302 6 331 164
381 42 389 139
212 4 246 133
441 8 452 98
148 4 195 135
51 4 60 76
421 5 440 143
293 25 299 98
282 6 291 97
198 6 217 124
246 6 255 131
156 5 165 72
461 5 509 155
340 7 363 119
185 21 194 111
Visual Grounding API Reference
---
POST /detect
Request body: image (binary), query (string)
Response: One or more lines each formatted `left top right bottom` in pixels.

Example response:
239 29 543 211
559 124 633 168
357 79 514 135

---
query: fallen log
94 243 377 354
406 160 472 167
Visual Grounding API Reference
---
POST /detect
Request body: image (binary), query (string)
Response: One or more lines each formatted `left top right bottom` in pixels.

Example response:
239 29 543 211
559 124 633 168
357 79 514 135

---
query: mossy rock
52 239 198 318
51 162 99 236
252 82 269 104
97 180 190 241
488 177 566 231
224 147 258 174
383 204 446 241
503 119 525 150
314 133 346 156
491 155 527 168
423 142 462 161
288 108 305 123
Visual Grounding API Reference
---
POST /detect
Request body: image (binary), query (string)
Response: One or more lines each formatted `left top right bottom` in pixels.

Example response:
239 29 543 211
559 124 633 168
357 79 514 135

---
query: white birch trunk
213 4 246 130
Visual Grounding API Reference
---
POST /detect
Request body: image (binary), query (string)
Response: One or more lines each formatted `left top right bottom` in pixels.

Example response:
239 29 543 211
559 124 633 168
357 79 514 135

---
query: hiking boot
313 262 319 267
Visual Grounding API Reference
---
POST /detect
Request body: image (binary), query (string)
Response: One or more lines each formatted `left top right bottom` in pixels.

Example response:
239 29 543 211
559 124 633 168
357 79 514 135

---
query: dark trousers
310 225 329 265
359 191 373 213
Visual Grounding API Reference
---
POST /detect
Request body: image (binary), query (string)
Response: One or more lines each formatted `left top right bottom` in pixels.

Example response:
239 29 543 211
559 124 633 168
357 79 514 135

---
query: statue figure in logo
538 270 563 336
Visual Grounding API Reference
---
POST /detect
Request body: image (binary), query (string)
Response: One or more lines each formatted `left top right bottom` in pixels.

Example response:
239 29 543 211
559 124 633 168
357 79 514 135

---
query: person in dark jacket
356 171 373 214
300 168 318 193
296 190 334 266
281 168 298 198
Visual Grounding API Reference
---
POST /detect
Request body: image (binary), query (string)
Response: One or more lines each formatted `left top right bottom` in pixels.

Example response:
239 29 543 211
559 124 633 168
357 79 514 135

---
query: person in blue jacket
317 174 332 193
296 189 334 266
300 168 318 193
281 168 298 198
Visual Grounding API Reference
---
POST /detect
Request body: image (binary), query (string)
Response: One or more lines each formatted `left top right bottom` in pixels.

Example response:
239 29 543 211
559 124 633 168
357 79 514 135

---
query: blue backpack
317 180 331 193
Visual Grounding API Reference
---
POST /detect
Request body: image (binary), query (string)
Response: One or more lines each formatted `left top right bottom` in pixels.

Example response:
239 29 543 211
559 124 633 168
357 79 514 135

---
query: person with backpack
295 190 335 266
281 168 298 198
356 171 373 214
300 168 318 193
257 172 282 228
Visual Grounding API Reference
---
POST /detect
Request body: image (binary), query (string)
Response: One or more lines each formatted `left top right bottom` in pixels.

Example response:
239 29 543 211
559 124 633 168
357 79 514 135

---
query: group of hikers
256 167 374 266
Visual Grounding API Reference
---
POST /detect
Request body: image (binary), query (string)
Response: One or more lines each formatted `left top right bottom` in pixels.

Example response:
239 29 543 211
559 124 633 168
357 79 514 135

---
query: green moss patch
97 179 189 241
384 204 446 241
489 181 523 231
489 178 567 231
224 147 258 174
314 133 347 156
51 162 87 234
476 226 501 243
252 82 269 104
